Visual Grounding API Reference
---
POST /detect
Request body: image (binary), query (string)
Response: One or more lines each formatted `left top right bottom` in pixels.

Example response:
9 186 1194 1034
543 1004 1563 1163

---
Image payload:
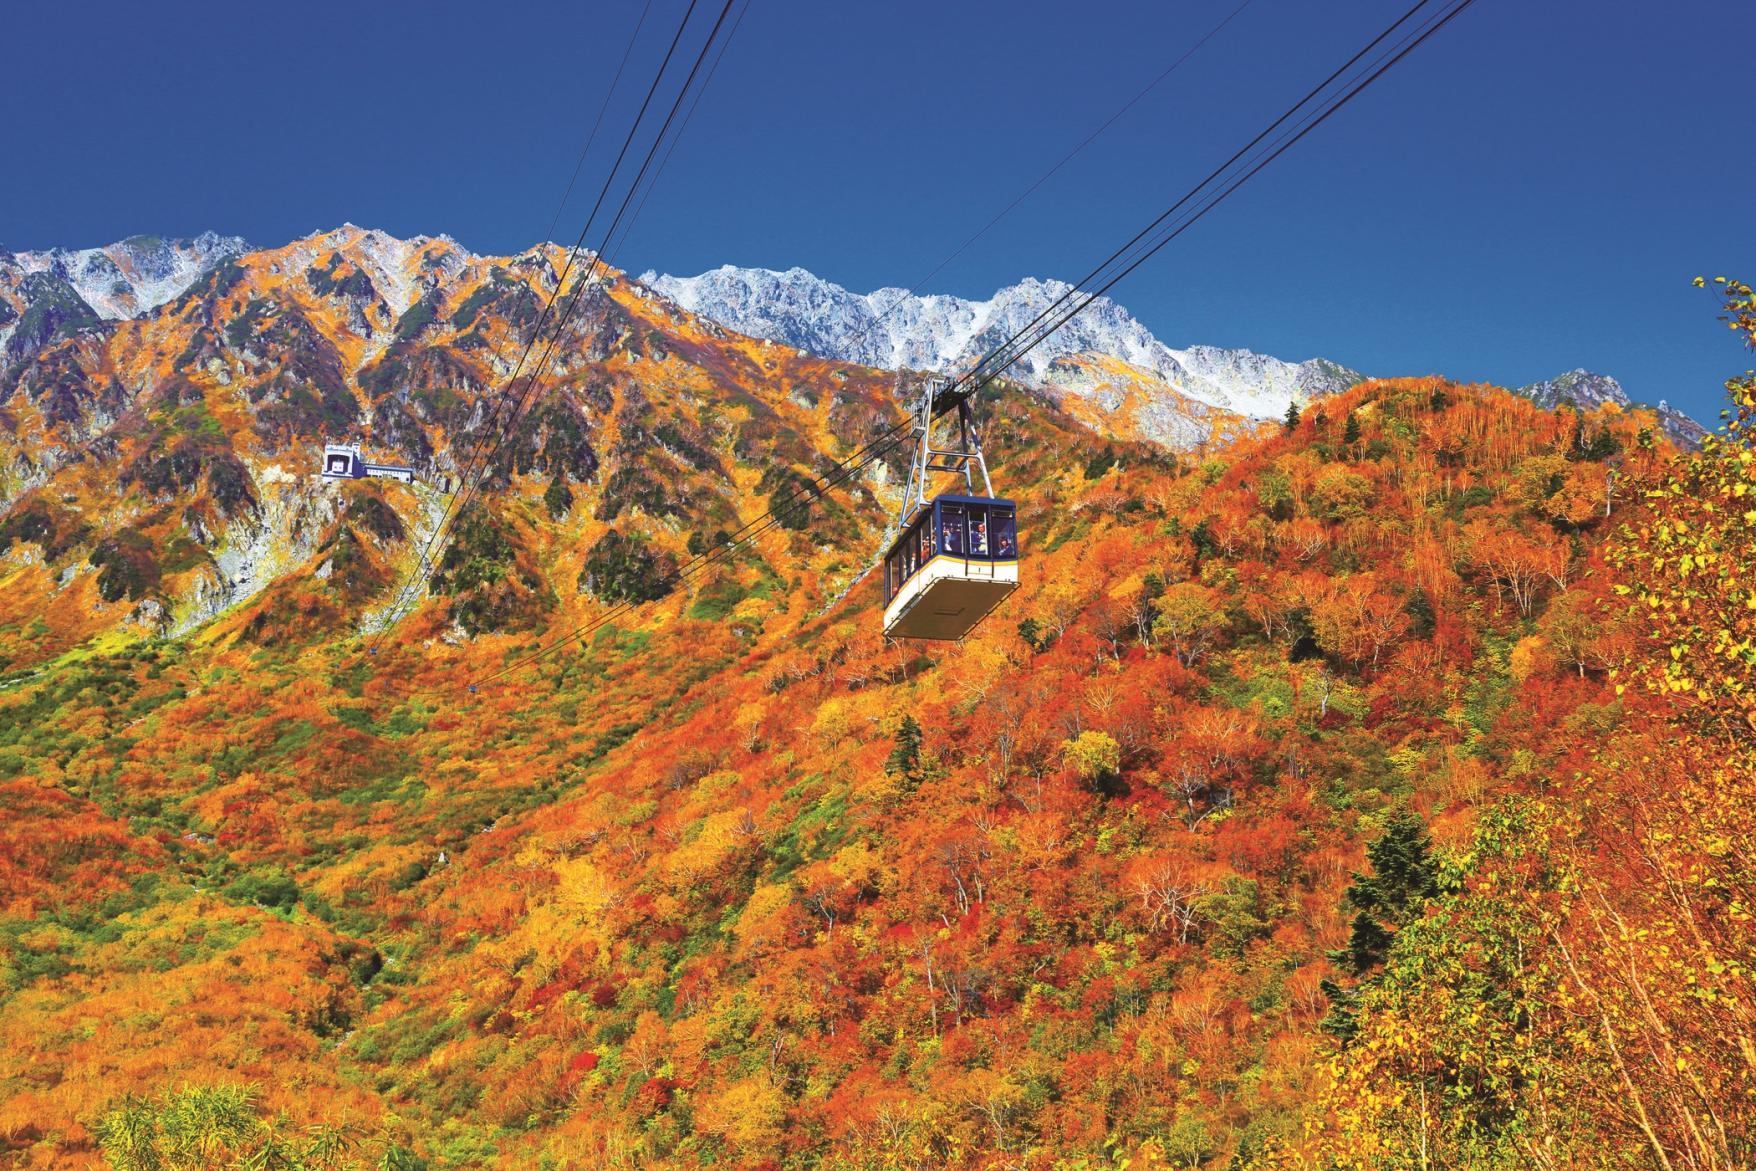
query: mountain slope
0 225 1736 1169
0 226 1033 670
0 366 1701 1168
643 264 1364 419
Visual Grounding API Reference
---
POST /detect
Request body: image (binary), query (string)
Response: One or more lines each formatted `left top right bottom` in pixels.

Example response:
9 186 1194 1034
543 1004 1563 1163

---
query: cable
369 0 733 650
862 0 1259 359
932 0 1452 414
602 0 752 269
966 0 1479 405
373 0 708 648
370 0 702 650
427 0 739 570
543 0 656 251
464 0 1476 689
362 0 658 653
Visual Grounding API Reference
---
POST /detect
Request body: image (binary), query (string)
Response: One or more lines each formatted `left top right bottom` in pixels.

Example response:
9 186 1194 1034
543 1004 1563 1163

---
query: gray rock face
12 232 251 320
1516 368 1707 449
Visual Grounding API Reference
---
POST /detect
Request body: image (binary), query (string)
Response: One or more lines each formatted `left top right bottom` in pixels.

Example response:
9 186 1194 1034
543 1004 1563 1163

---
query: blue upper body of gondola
883 493 1018 605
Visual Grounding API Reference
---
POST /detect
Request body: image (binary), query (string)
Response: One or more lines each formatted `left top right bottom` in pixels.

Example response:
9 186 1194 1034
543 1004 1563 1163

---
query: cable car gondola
881 377 1019 640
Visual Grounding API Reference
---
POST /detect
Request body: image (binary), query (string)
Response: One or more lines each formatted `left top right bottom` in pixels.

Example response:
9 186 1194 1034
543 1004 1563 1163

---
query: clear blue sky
4 0 1750 423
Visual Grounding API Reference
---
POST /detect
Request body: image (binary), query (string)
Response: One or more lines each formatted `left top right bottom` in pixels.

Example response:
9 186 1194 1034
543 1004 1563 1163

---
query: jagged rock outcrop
1516 368 1707 448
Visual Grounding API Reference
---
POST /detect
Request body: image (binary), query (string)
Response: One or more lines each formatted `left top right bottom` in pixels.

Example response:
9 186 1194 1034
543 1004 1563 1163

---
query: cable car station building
321 443 417 484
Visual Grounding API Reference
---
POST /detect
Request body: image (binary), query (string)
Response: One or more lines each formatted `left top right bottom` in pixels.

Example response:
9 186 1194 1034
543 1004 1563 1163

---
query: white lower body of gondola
882 554 1018 640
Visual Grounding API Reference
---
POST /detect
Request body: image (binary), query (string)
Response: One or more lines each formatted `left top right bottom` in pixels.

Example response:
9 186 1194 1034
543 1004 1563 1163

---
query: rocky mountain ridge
643 264 1365 421
12 231 251 320
1516 367 1706 447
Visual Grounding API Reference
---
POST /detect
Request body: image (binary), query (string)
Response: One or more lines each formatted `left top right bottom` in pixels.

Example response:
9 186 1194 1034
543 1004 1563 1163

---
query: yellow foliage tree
1061 730 1121 790
694 1075 788 1157
1152 581 1230 667
1611 275 1756 736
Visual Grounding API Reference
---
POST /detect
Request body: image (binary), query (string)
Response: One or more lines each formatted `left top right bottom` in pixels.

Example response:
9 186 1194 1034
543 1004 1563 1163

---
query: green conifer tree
1321 812 1441 1041
885 715 924 790
1347 812 1440 924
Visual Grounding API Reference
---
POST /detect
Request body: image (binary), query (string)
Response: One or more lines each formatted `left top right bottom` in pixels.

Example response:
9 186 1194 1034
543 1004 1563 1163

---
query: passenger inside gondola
971 515 988 556
942 503 965 556
993 507 1016 557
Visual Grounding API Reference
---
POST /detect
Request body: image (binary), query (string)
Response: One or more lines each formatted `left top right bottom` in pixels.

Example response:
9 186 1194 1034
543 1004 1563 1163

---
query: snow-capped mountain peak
1517 368 1634 412
640 263 1363 426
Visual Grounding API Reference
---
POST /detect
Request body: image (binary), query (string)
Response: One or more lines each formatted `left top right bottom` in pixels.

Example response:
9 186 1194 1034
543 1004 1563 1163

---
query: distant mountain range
647 264 1708 447
642 265 1363 426
0 231 1705 451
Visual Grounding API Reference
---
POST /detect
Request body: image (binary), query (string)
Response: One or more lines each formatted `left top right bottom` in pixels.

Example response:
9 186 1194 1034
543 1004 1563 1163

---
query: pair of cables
368 0 746 656
463 0 1480 691
373 0 1249 666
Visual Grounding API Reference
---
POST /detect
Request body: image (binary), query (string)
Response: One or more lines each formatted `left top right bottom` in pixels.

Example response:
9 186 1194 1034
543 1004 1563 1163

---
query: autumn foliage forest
1 231 1753 1170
